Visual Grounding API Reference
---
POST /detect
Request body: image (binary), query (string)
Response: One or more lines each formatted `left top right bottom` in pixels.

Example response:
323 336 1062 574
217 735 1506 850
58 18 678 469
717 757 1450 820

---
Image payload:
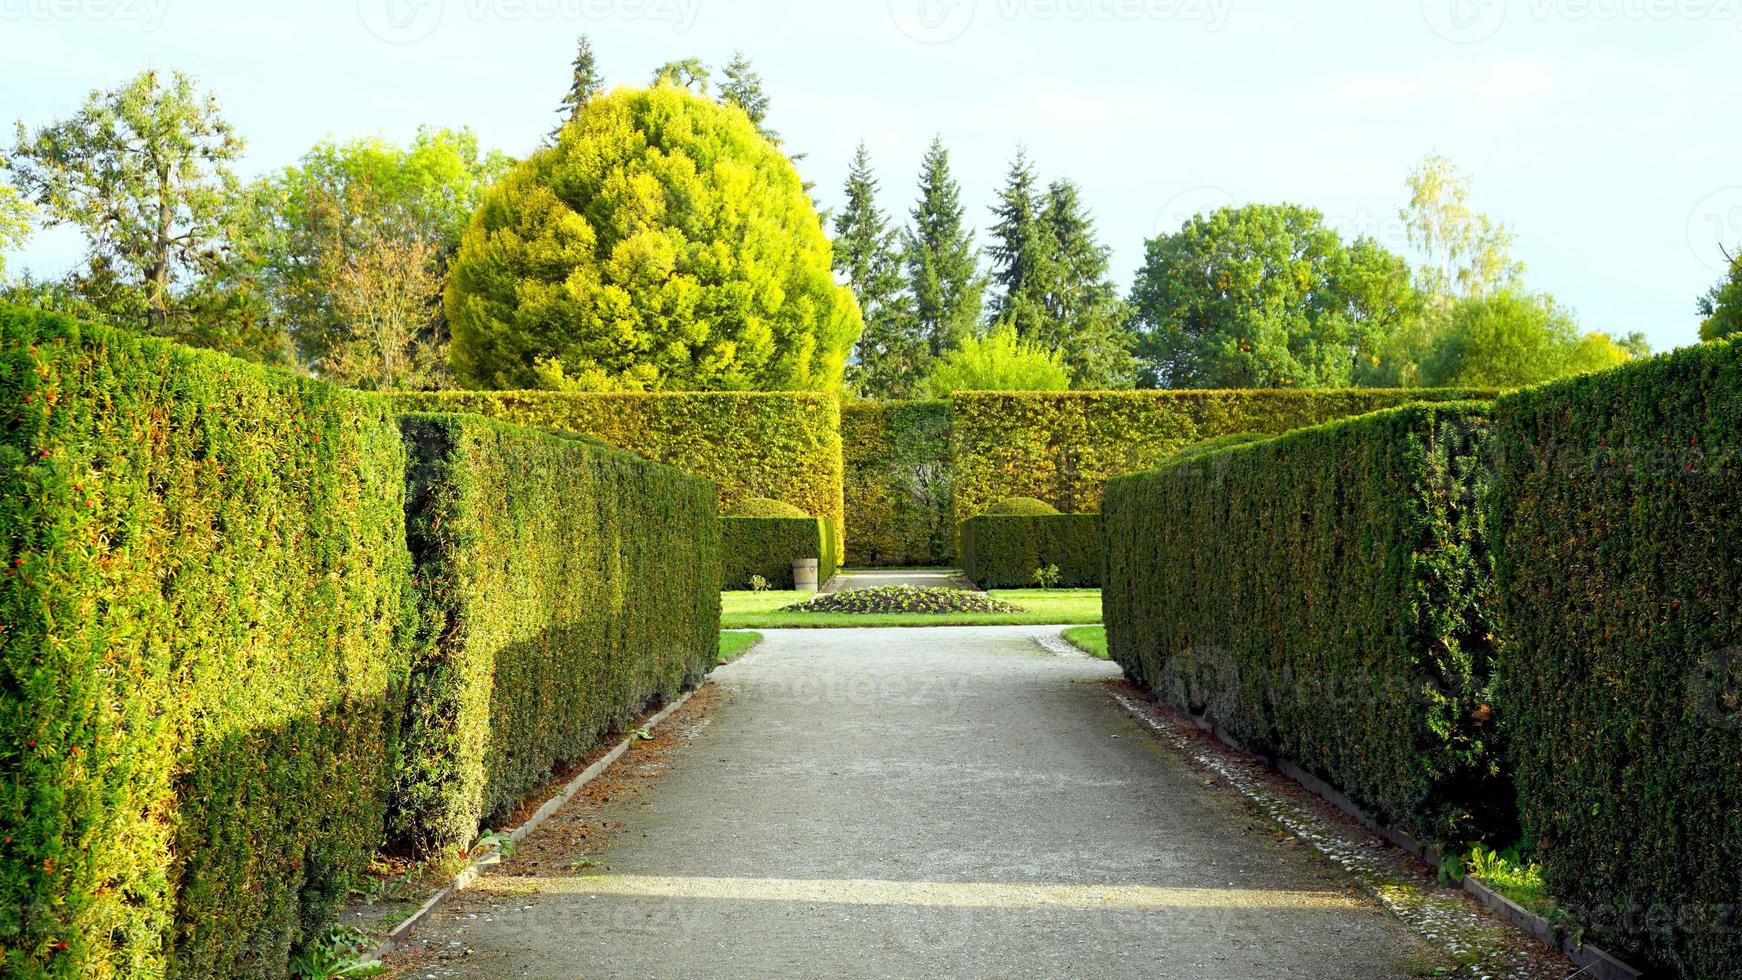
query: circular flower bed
780 586 1024 615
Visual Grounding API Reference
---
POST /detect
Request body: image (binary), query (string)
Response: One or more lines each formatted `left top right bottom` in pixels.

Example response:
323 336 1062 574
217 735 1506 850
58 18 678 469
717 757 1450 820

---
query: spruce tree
833 143 919 398
553 35 604 138
904 136 984 359
720 52 776 141
986 147 1057 338
1040 179 1135 388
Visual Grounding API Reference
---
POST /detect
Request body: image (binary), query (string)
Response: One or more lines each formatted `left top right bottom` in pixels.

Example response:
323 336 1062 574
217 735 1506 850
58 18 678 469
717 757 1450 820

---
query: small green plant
1032 564 1062 590
289 925 386 979
631 726 655 743
748 574 770 593
1458 844 1559 920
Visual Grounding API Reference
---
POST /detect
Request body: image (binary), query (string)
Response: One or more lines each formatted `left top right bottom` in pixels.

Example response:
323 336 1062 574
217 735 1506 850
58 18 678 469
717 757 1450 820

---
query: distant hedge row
394 415 716 855
720 516 839 590
840 402 954 567
960 515 1101 589
1105 403 1508 846
0 308 416 977
392 390 843 554
0 310 720 977
950 389 1495 532
1491 342 1742 977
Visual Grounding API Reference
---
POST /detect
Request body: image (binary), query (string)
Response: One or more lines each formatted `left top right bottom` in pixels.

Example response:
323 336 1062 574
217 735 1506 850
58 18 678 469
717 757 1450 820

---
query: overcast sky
4 0 1738 351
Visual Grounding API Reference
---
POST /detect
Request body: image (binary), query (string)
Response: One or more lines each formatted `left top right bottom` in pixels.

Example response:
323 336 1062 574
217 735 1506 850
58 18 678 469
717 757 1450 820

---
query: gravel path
386 626 1450 979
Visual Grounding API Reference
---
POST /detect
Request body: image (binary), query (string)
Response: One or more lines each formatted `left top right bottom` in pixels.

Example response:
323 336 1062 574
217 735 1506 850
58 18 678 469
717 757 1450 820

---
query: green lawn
718 630 763 663
1060 625 1109 659
721 588 1101 629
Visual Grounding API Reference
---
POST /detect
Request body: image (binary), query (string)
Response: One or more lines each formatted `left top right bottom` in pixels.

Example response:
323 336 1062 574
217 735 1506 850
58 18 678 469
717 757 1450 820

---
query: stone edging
1110 687 1644 980
369 687 701 961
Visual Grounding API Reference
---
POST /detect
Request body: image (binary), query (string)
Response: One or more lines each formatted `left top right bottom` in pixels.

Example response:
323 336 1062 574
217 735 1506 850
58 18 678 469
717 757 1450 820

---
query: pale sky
3 0 1738 352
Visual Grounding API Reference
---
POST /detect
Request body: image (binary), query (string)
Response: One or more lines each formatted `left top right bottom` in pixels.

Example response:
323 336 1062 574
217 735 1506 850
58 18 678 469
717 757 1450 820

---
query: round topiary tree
724 497 809 518
984 496 1061 516
445 84 862 392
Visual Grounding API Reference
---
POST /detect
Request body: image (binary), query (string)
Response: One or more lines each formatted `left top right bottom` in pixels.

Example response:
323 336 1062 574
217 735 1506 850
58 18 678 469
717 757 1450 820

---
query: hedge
950 389 1495 530
391 390 843 554
1490 341 1742 977
392 414 718 856
960 515 1101 588
0 307 414 977
719 516 839 590
840 401 953 567
1104 402 1507 846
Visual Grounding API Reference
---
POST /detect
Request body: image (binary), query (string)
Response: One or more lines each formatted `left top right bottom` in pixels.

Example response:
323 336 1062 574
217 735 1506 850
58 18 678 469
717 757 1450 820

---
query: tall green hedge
951 389 1495 530
720 517 838 590
393 414 718 855
1104 402 1507 846
391 391 843 554
840 401 953 567
960 515 1101 588
0 307 414 977
1490 341 1742 977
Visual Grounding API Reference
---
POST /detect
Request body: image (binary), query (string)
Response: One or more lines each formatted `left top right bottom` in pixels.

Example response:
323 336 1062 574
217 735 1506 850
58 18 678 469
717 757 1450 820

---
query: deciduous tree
925 324 1068 396
1699 249 1742 342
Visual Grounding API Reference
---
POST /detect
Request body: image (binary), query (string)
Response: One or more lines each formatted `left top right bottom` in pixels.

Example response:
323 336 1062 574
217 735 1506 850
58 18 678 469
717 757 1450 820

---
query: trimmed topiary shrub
0 306 415 977
780 586 1019 615
1490 340 1742 977
720 516 839 591
961 515 1101 589
725 497 808 518
983 496 1061 516
445 84 861 393
1104 401 1506 847
841 401 954 567
950 389 1497 528
390 390 844 555
391 414 718 856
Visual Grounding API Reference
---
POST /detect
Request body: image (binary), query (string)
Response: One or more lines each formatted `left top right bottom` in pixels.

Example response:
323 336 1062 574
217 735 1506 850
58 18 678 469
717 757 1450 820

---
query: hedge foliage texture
392 414 718 855
1490 340 1742 977
719 517 838 590
0 307 414 977
1104 402 1507 846
960 515 1101 588
839 401 953 567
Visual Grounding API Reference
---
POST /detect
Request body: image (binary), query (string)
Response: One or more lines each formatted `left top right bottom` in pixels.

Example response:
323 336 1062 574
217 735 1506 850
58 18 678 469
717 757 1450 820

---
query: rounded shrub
724 496 809 518
984 496 1061 517
445 84 862 393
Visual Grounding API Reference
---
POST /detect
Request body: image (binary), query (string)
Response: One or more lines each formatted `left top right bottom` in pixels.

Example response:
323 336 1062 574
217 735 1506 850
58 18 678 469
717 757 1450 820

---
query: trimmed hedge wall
1104 402 1507 846
392 415 718 856
840 401 953 567
719 516 839 590
0 308 414 977
1490 341 1742 977
960 515 1101 588
392 390 843 554
951 389 1495 530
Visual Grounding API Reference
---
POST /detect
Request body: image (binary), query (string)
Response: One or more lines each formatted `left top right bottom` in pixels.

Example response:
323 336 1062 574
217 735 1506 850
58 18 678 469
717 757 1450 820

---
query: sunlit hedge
0 307 414 977
391 414 718 856
960 515 1101 588
720 516 839 590
840 401 953 567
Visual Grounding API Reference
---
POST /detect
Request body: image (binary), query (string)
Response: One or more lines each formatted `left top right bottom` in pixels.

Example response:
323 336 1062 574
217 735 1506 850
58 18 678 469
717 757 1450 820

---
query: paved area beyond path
824 568 975 592
389 627 1441 979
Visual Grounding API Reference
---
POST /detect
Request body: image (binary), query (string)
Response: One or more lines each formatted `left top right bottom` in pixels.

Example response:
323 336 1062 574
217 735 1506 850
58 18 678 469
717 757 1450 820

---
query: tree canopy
446 84 861 392
1699 251 1742 342
1129 203 1419 389
925 324 1069 396
1416 291 1632 387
